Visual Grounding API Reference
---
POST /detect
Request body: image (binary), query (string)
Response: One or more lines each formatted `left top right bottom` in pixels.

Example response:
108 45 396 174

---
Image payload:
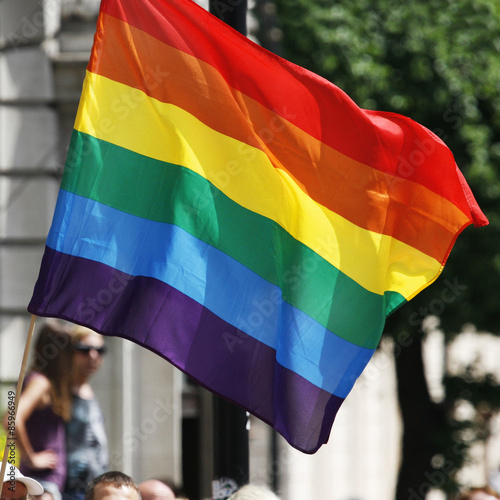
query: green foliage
435 368 500 493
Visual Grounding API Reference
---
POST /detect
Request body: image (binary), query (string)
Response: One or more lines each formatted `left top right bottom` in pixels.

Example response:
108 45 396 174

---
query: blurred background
1 0 499 499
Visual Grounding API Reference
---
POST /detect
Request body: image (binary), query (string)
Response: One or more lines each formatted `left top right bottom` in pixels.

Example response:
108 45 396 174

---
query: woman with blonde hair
63 326 108 500
15 321 73 500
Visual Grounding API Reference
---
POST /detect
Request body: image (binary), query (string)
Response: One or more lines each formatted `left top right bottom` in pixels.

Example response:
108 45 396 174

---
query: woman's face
73 333 106 380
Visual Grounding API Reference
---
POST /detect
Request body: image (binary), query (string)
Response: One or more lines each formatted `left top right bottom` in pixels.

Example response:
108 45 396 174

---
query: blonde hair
70 325 102 344
228 485 280 500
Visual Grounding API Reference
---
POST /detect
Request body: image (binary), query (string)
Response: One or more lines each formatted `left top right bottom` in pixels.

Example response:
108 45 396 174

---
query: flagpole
207 3 249 498
209 0 248 37
211 399 249 498
0 315 37 482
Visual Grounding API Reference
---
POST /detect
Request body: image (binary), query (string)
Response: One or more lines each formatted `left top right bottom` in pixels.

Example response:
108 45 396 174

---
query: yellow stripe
74 71 441 298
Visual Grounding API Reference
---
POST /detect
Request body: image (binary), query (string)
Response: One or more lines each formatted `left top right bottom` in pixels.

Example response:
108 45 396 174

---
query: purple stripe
29 247 343 453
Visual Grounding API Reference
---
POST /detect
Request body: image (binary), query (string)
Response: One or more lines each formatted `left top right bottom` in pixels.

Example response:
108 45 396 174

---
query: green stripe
62 131 405 348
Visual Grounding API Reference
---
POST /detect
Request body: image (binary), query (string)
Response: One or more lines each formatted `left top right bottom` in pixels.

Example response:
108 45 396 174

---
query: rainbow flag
28 0 487 453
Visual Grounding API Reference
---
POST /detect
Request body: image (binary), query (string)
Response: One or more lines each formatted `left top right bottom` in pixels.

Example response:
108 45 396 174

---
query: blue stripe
47 189 374 397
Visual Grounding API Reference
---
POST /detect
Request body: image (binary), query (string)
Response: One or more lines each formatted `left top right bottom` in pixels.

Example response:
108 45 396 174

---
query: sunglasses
74 344 107 356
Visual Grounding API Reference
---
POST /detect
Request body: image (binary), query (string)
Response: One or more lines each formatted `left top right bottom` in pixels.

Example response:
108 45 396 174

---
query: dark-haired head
30 321 73 420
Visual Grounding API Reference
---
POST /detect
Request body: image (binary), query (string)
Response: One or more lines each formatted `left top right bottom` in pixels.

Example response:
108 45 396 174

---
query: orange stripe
88 13 471 262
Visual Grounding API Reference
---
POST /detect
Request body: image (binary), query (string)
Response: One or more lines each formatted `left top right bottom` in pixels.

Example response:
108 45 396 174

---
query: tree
270 0 500 497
